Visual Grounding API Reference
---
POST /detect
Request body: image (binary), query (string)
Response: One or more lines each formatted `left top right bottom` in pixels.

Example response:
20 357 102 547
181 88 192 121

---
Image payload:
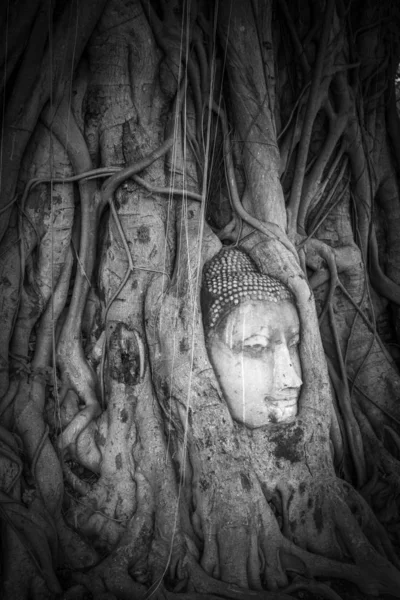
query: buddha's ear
200 286 214 330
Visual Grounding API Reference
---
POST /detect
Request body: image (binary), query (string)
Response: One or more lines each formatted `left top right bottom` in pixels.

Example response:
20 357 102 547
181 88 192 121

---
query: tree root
0 424 22 492
179 555 296 600
67 473 154 600
0 491 61 596
286 0 336 236
209 99 298 260
64 324 139 551
369 224 400 305
280 504 400 597
283 576 345 600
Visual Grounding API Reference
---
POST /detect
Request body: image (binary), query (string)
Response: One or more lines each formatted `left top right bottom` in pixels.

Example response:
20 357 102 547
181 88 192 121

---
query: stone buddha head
201 248 302 428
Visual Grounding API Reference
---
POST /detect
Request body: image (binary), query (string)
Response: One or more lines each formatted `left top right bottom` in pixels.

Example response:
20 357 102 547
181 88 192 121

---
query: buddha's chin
256 395 298 426
264 400 298 424
263 394 298 421
233 396 299 429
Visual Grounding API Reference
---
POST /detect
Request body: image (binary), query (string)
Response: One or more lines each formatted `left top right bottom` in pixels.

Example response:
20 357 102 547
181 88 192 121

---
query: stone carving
201 248 302 427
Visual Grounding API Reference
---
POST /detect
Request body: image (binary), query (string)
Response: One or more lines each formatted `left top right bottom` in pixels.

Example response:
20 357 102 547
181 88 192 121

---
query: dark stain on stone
52 193 63 205
115 453 123 470
120 349 138 385
240 473 251 491
0 277 11 287
204 430 213 449
137 225 150 244
299 482 306 495
199 477 210 492
179 338 189 353
108 323 140 385
290 519 297 532
307 497 313 509
313 499 324 533
270 426 303 463
120 191 129 205
120 408 128 423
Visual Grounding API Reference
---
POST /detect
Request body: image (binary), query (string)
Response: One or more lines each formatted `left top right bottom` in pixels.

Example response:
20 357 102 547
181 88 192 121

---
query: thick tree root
281 535 400 597
0 491 61 597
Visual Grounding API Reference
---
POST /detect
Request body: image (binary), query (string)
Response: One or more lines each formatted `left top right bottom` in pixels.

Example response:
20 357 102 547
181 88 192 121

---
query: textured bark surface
1 1 400 599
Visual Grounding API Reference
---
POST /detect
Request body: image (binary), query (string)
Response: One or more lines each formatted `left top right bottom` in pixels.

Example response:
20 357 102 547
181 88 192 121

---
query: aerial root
339 478 400 568
281 531 400 598
283 576 344 600
181 554 295 600
0 379 18 420
0 425 23 491
0 490 61 595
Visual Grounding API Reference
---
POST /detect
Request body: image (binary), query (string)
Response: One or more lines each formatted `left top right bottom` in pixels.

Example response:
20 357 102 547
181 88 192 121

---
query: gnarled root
67 473 154 600
64 324 139 551
0 491 61 598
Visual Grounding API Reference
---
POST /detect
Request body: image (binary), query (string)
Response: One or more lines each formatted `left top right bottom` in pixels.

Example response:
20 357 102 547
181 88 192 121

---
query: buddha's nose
274 343 302 391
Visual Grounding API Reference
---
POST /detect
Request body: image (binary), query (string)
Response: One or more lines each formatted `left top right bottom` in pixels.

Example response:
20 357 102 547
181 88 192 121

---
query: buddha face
207 300 302 427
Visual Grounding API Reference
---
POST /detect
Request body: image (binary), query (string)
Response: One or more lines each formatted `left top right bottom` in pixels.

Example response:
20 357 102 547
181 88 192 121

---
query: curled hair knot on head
201 247 294 331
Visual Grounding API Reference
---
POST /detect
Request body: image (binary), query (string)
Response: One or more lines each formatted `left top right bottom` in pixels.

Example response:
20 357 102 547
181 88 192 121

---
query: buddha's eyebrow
243 333 269 341
241 329 271 341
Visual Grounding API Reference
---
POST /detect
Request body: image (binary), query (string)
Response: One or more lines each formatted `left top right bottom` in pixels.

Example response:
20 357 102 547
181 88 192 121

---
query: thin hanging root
193 28 209 101
187 54 204 143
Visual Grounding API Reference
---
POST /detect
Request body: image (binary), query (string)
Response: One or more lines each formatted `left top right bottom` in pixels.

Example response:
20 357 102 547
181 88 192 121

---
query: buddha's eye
242 335 269 351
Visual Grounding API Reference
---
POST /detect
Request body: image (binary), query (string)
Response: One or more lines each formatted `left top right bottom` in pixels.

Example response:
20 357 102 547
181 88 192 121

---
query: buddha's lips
264 395 298 406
